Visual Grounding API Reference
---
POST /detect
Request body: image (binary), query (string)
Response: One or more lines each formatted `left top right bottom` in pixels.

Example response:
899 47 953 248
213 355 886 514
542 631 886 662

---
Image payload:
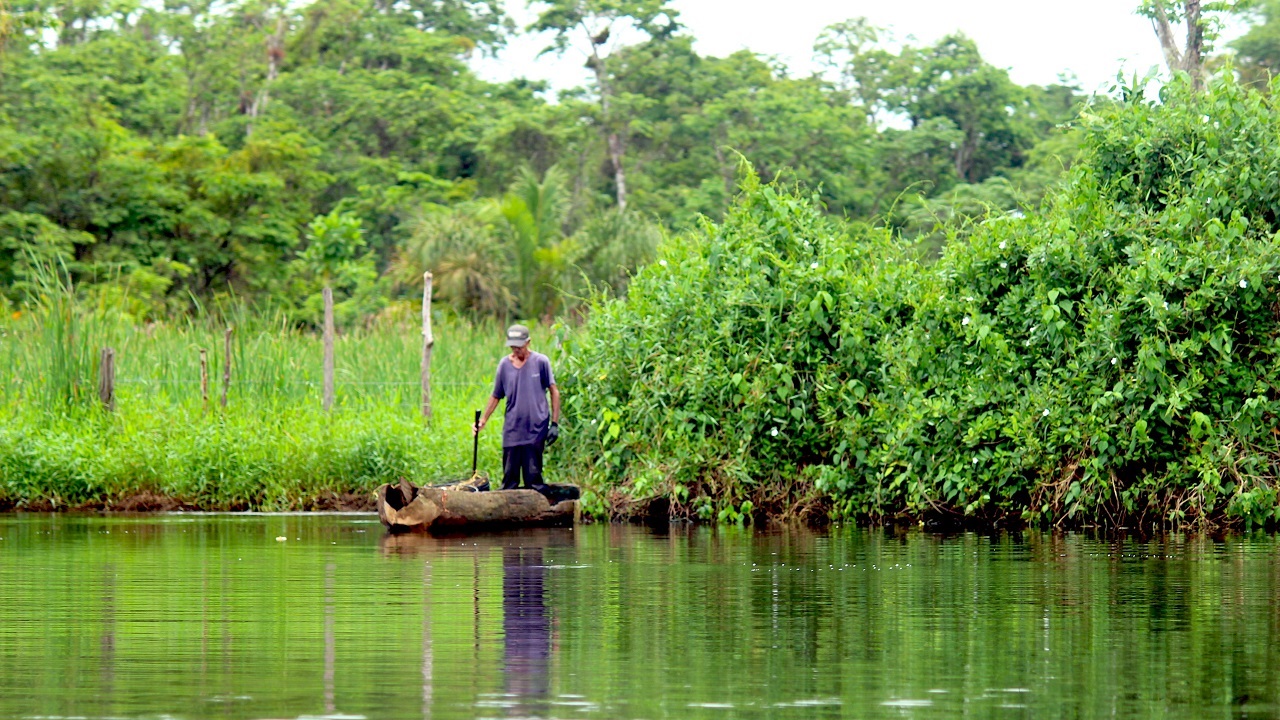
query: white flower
1163 301 1169 310
1202 114 1211 123
964 296 973 302
1240 279 1248 288
962 316 971 326
999 262 1008 269
1042 408 1050 417
998 241 1006 250
1024 339 1031 347
1111 357 1118 366
810 262 819 269
770 427 779 437
972 457 979 464
659 259 668 267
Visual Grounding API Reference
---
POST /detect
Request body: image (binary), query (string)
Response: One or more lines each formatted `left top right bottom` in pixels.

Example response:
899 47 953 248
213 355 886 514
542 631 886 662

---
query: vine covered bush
560 76 1280 528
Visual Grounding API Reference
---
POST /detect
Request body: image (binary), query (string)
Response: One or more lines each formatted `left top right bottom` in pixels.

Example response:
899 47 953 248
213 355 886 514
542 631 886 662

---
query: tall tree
1138 0 1247 90
529 0 679 210
813 18 906 123
244 0 289 136
891 35 1034 183
1231 0 1280 86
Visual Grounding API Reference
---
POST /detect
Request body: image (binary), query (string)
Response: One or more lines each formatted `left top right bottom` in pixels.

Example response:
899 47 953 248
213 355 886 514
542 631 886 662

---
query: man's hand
473 417 487 436
547 422 560 445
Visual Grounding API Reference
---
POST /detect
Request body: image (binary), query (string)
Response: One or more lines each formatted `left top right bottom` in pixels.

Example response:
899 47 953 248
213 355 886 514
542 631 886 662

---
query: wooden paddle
471 409 481 478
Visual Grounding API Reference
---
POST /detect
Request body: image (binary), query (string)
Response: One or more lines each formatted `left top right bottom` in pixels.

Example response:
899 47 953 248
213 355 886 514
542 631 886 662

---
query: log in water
377 479 578 533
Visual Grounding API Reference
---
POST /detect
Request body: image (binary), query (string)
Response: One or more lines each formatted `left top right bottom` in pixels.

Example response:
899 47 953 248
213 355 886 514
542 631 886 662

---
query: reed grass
0 295 566 510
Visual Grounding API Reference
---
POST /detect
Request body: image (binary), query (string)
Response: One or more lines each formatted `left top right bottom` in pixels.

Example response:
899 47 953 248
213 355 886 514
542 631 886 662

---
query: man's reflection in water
503 546 550 713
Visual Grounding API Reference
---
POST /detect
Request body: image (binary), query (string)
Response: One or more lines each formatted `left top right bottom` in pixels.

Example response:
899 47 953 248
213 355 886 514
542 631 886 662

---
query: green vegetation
8 0 1280 525
562 76 1280 529
0 287 555 509
0 0 1085 321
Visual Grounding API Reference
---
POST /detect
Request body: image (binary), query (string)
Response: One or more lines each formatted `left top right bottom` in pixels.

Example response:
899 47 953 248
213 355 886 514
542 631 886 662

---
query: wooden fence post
421 272 433 420
323 285 335 412
98 347 115 412
199 348 209 415
221 327 233 408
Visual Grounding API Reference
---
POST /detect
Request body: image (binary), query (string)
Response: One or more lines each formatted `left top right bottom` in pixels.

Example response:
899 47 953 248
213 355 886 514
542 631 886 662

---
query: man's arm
475 395 500 435
545 383 562 445
544 355 560 424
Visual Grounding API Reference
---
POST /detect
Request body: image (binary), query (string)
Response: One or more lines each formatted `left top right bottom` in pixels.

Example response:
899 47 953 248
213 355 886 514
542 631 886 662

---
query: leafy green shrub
844 75 1280 528
559 170 917 520
563 75 1280 528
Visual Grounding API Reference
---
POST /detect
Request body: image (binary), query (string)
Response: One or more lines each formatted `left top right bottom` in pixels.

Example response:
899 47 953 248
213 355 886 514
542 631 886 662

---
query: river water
0 515 1277 720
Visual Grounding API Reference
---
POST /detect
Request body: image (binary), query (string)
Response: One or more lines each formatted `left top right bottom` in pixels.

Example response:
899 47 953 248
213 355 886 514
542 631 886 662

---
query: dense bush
558 169 916 522
562 76 1280 528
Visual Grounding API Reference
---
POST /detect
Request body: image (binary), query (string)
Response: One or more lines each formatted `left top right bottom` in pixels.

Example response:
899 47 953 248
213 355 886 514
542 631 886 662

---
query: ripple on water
881 699 933 708
772 698 843 708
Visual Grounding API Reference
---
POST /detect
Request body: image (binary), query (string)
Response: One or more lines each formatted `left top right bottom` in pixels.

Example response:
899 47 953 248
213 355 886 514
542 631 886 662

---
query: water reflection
379 529 566 718
502 545 551 714
323 561 337 715
2 518 1280 720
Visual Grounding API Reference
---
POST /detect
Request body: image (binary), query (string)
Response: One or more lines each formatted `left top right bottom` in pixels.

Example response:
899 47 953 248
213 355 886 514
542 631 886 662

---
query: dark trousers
502 441 547 491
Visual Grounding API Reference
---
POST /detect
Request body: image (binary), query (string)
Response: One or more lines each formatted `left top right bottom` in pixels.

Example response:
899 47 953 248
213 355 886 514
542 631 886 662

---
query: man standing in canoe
474 324 561 491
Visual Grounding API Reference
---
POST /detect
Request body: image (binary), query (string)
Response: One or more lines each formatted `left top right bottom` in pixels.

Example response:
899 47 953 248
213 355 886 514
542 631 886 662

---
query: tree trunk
1148 0 1206 91
221 327 233 408
588 38 627 210
1150 1 1185 75
607 132 627 210
955 130 978 183
323 286 335 412
421 272 434 420
1183 0 1205 90
98 347 115 412
246 9 286 137
714 139 734 202
199 348 209 415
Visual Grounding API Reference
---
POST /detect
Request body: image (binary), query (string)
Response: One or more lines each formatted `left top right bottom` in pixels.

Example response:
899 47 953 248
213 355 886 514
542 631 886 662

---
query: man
474 324 561 491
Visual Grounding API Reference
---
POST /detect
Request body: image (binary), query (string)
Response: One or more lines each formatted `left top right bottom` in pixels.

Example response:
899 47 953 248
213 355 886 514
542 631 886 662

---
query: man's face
511 342 531 360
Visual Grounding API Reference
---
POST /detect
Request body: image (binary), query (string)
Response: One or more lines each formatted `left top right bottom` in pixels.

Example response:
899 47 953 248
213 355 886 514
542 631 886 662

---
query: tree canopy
3 0 1236 321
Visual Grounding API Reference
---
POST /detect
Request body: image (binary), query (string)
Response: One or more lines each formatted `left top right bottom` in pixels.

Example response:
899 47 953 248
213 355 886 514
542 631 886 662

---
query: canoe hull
377 480 578 533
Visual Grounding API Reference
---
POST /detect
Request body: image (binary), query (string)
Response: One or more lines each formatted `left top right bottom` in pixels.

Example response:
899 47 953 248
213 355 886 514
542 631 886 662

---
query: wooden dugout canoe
376 477 579 533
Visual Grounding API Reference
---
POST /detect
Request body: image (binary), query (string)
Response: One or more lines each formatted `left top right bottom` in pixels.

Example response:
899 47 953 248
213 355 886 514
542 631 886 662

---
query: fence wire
115 378 487 386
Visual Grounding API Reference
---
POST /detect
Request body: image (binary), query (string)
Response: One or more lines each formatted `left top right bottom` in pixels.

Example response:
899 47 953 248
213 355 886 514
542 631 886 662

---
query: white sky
472 0 1248 98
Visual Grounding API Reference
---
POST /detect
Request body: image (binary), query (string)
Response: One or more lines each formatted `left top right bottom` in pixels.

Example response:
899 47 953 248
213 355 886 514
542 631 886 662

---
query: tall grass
0 291 568 510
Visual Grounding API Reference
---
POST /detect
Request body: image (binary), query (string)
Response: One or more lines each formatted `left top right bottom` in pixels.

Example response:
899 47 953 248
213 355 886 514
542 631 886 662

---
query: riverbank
555 78 1280 531
0 491 376 513
9 79 1280 529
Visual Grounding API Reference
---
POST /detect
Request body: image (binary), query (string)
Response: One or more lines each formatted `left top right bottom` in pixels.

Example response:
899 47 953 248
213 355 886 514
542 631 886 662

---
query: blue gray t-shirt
492 351 555 447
